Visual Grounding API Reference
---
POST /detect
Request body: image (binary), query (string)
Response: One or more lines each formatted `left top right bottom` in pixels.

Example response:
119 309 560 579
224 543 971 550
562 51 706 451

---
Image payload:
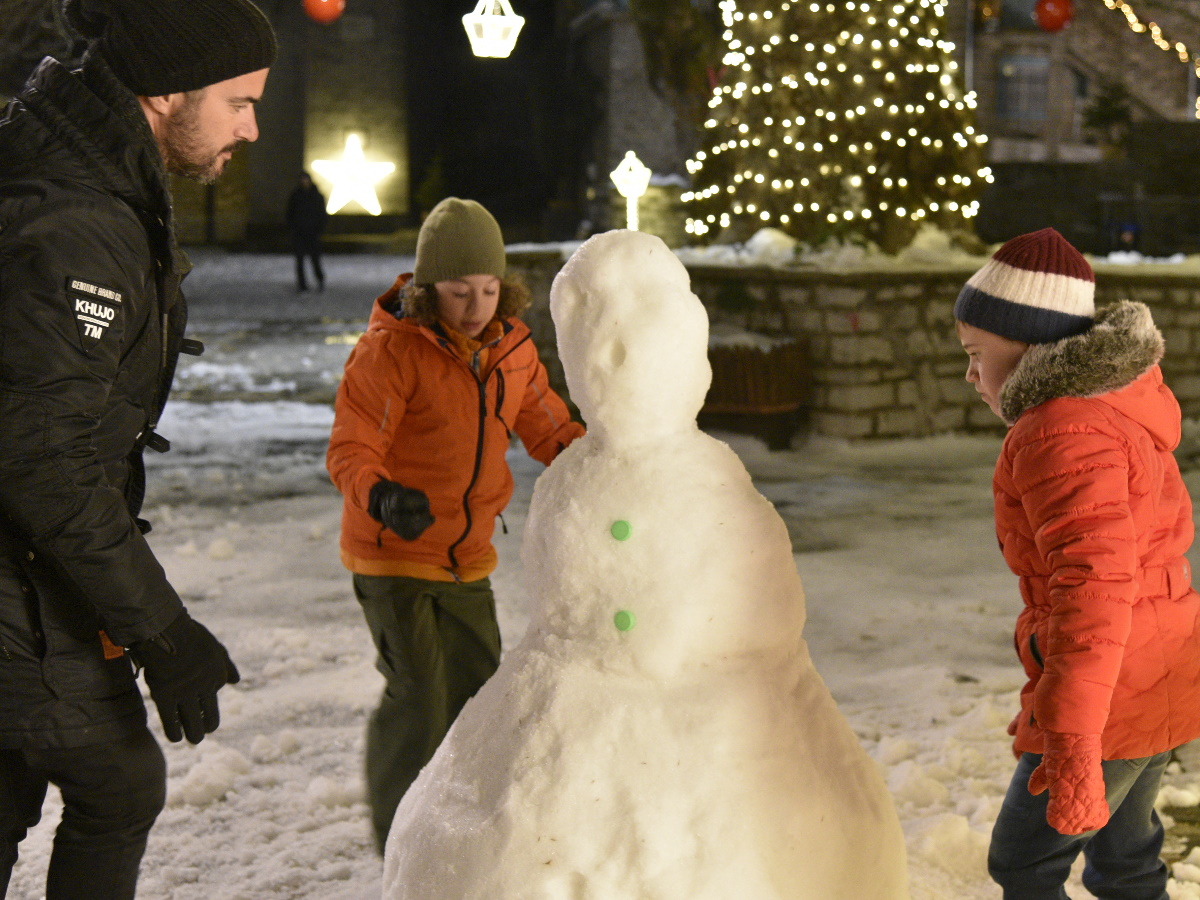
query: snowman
382 230 910 899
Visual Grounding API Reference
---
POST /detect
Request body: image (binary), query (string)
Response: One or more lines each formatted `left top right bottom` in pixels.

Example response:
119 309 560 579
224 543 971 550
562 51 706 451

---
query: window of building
996 54 1050 123
999 0 1039 30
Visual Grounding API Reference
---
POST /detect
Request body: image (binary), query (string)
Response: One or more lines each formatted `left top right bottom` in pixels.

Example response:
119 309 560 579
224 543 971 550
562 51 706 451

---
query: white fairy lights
683 0 991 249
1100 0 1200 118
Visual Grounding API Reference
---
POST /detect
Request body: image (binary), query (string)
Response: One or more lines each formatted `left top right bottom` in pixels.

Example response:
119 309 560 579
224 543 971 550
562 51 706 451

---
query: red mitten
1027 731 1110 835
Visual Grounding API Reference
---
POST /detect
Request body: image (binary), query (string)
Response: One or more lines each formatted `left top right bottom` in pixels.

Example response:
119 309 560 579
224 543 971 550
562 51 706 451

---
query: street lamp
609 150 652 231
463 0 526 59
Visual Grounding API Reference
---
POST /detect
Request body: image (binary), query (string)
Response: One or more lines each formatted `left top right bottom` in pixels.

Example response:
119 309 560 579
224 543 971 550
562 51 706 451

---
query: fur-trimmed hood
998 300 1165 427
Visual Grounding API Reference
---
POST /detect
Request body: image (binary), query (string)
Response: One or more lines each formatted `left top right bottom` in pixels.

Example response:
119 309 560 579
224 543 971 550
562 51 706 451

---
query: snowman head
550 231 711 444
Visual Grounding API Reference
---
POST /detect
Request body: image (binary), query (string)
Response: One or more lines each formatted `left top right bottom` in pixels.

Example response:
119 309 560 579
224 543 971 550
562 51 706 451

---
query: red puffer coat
994 301 1200 760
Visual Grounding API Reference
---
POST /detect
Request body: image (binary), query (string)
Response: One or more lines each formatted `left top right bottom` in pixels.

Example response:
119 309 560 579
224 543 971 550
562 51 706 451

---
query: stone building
940 0 1200 253
1 0 602 246
566 0 693 243
943 0 1200 163
166 0 410 246
568 0 1200 251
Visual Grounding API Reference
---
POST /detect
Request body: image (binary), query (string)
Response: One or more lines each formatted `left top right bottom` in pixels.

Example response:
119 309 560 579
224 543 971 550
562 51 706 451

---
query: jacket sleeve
0 201 184 645
1009 418 1138 736
326 333 409 511
512 350 585 467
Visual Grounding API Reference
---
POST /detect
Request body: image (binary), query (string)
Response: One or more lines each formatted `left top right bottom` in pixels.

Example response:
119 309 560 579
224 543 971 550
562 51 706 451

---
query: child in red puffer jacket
956 228 1200 899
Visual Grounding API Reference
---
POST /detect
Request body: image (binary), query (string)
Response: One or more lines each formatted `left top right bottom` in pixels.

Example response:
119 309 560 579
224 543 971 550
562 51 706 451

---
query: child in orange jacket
327 198 584 851
956 228 1200 899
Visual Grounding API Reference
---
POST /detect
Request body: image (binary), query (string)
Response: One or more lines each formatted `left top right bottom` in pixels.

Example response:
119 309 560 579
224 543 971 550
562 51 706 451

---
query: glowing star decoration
462 0 525 59
312 134 395 216
609 151 652 231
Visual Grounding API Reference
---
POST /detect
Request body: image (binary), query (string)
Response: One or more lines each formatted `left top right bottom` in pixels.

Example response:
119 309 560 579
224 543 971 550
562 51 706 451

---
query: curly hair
401 275 532 327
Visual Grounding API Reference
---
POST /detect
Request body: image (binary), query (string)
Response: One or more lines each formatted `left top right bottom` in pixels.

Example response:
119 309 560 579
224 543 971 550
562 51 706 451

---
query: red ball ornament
1033 0 1074 32
304 0 345 24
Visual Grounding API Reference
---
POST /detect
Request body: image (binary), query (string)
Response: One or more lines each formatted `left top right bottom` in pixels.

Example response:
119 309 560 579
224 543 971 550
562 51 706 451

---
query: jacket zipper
495 369 509 432
447 373 488 571
444 332 532 570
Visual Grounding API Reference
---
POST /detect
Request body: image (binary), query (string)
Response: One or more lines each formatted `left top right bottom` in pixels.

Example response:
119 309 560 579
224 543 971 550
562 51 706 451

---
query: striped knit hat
954 228 1094 345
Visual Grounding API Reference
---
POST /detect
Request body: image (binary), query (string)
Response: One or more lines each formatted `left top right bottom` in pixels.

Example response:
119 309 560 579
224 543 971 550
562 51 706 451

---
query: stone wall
507 247 1200 440
685 265 985 439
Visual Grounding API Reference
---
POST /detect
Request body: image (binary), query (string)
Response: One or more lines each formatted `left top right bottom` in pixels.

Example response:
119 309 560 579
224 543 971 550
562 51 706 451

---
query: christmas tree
683 0 991 252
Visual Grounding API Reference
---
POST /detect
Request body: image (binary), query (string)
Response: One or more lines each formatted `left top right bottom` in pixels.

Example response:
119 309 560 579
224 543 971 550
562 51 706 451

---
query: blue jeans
989 749 1172 900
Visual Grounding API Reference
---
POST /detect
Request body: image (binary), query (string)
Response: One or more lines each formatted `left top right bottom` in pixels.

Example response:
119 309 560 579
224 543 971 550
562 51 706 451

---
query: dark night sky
404 0 591 229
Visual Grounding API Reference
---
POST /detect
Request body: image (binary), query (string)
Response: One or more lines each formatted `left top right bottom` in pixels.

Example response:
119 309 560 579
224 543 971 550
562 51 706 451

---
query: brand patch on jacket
66 278 122 349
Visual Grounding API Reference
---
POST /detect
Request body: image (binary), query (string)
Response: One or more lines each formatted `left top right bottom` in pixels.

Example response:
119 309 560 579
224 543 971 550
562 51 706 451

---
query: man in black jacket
286 171 328 292
0 1 275 896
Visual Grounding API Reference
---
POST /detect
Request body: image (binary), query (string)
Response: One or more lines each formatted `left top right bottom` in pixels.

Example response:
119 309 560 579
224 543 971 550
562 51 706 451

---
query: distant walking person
0 0 275 897
287 171 328 292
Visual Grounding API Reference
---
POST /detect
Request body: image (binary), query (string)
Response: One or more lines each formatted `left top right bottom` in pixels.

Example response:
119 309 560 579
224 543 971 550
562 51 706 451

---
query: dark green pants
353 574 501 854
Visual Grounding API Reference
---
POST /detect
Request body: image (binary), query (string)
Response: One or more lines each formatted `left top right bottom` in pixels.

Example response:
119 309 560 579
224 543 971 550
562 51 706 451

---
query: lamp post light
463 0 526 59
609 150 652 231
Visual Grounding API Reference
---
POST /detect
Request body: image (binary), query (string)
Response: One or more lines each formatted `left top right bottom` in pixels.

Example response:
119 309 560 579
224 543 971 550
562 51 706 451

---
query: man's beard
161 93 242 184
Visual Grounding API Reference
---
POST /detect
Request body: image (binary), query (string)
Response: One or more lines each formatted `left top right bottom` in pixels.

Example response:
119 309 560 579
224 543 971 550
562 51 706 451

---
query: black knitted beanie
62 0 277 96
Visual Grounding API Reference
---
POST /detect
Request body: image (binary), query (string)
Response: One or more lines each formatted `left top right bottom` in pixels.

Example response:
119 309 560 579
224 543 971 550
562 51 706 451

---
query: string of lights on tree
682 0 991 252
1096 0 1200 118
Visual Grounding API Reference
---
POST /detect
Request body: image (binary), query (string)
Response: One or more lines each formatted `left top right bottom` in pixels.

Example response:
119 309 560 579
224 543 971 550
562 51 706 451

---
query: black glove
368 479 435 541
129 610 240 744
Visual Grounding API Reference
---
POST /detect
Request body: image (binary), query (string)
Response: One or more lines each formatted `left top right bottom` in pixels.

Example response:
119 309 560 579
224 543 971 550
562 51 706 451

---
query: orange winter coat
994 301 1200 760
327 278 584 582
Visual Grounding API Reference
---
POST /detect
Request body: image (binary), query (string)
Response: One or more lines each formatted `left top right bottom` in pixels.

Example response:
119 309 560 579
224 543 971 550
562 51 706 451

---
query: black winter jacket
285 183 327 238
0 54 194 748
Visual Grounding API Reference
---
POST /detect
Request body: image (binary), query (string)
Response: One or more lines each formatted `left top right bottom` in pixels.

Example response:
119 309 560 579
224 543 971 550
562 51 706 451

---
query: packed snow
383 231 907 898
673 224 1200 273
6 248 1200 899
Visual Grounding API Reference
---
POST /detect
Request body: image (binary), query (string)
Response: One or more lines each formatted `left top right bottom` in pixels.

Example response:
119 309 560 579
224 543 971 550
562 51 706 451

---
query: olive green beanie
413 198 507 284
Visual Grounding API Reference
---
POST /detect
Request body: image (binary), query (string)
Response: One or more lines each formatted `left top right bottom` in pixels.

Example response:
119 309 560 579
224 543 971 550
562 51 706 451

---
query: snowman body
383 231 909 899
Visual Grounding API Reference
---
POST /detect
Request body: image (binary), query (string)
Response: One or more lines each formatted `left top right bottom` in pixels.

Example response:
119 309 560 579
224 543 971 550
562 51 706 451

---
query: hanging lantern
304 0 345 24
463 0 525 59
610 151 652 232
1033 0 1074 32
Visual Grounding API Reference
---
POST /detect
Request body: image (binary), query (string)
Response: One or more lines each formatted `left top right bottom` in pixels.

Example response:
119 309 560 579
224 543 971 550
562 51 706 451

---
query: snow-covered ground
8 250 1200 899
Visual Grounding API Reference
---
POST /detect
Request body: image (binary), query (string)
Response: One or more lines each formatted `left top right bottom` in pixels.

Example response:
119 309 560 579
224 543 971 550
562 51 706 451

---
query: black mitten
368 480 435 541
129 610 240 744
